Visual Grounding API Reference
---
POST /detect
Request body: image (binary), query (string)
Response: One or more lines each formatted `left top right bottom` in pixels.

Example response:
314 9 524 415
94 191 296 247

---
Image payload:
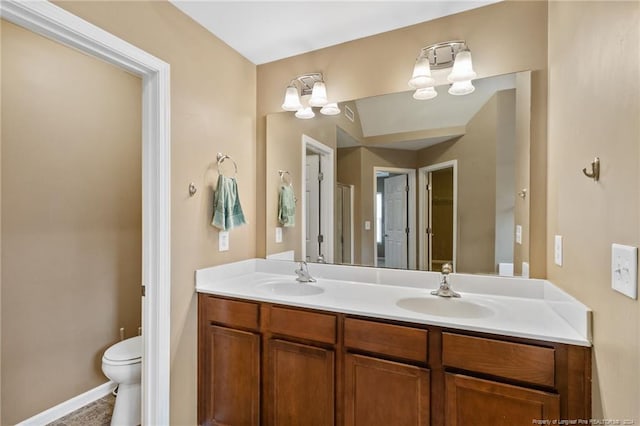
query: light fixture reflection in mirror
265 71 533 277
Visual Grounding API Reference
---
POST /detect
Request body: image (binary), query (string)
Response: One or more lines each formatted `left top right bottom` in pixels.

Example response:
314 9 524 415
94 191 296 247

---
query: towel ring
279 170 293 187
217 153 238 177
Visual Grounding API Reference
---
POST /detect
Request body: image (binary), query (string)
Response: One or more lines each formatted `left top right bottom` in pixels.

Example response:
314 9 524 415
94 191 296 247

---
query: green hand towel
278 184 296 227
211 175 247 231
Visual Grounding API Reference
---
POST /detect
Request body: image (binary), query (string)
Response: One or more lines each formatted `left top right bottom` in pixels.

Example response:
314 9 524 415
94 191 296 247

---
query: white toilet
102 335 142 426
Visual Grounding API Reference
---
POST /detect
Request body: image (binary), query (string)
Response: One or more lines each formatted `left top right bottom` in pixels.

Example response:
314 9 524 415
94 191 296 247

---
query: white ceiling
169 1 500 65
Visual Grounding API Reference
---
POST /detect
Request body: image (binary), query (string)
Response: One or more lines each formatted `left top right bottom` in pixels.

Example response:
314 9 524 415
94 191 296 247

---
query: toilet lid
104 335 142 362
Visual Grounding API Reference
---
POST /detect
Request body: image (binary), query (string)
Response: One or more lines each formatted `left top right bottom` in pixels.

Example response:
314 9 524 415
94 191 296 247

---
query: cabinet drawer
345 318 428 363
442 333 555 387
200 295 260 331
269 306 336 344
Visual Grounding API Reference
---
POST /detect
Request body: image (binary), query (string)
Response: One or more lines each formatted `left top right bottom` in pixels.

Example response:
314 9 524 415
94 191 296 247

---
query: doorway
0 2 172 424
301 135 334 263
373 168 416 269
335 183 354 265
419 161 457 272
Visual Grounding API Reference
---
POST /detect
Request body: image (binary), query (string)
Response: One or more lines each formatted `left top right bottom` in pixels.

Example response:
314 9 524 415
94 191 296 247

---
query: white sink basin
396 297 495 319
256 281 324 297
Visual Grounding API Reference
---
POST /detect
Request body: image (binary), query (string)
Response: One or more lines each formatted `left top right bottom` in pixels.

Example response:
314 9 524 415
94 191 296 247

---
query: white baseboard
17 381 116 426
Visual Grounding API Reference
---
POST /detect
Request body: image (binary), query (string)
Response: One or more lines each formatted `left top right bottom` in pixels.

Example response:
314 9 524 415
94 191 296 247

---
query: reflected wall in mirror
266 71 532 276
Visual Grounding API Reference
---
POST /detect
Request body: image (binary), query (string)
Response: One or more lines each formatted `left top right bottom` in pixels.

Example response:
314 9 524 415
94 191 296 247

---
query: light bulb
448 80 475 96
320 102 340 116
295 107 315 119
448 49 477 83
413 87 438 100
308 81 328 107
281 85 302 111
408 56 435 89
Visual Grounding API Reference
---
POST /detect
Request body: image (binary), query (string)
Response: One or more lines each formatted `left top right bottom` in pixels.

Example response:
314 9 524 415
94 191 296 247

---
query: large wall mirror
266 71 532 276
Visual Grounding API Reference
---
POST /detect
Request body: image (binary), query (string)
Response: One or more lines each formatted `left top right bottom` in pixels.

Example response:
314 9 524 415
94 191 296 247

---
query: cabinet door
267 339 335 426
445 373 560 426
200 325 260 426
344 353 430 426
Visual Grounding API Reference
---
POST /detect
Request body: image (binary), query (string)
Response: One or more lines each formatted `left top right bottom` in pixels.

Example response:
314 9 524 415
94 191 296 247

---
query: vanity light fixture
408 40 477 99
281 72 340 119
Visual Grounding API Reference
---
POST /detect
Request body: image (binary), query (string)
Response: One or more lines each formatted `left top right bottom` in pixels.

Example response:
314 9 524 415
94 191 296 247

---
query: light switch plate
554 235 563 266
275 227 283 243
612 243 637 299
218 231 230 252
515 225 522 245
364 221 371 231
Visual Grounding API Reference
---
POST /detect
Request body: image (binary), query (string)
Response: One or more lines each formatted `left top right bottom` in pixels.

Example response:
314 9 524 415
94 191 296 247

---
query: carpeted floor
47 394 115 426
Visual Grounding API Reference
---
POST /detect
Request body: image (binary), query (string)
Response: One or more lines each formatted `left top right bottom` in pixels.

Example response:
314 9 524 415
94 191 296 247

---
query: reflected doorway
374 168 416 269
419 160 458 272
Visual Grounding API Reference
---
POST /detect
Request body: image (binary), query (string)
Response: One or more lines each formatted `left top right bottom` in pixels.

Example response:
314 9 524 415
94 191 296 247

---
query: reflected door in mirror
382 174 409 269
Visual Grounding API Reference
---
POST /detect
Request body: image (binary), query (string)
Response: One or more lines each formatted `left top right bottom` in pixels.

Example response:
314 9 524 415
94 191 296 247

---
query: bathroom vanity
196 259 591 426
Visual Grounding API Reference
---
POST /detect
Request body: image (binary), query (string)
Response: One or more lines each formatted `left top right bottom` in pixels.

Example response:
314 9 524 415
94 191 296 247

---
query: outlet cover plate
554 235 563 266
612 243 637 299
219 231 230 252
275 227 283 243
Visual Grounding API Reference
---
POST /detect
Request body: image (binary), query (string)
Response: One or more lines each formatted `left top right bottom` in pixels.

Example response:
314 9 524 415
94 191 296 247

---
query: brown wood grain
442 332 555 387
267 339 335 426
445 373 560 426
201 295 260 330
269 306 337 344
344 317 428 363
201 325 260 426
344 353 430 426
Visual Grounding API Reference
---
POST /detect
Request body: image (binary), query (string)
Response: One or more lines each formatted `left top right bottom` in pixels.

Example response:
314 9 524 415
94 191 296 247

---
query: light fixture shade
308 81 328 107
281 85 302 111
448 80 475 96
448 49 477 83
320 102 340 116
295 107 315 119
413 87 438 100
408 56 435 89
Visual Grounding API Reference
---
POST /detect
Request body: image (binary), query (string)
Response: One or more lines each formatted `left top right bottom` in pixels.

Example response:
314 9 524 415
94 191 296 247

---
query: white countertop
195 259 592 347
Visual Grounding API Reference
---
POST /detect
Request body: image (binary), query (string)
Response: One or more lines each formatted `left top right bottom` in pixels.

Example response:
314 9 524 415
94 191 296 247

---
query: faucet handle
441 263 453 275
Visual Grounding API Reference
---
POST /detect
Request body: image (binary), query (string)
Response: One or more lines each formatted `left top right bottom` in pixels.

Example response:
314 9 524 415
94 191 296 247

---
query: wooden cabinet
445 373 560 426
266 339 335 426
344 353 430 426
198 294 591 426
200 325 260 426
198 296 262 425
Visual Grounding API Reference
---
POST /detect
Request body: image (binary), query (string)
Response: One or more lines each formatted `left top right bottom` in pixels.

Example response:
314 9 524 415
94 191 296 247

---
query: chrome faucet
295 261 316 283
431 263 460 298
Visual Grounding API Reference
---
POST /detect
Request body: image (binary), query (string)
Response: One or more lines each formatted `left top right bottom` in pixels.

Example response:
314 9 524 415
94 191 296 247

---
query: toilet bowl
102 335 142 426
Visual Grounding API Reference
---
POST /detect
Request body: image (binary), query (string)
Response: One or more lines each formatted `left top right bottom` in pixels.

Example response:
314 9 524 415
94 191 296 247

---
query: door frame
0 2 171 424
418 160 458 272
301 134 334 263
372 167 416 269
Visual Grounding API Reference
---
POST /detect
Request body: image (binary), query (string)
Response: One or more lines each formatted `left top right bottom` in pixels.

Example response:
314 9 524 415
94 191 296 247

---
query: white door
383 174 408 268
305 154 321 261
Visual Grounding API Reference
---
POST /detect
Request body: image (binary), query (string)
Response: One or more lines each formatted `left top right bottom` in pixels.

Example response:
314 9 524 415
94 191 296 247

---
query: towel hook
217 152 238 178
582 157 600 182
279 170 293 187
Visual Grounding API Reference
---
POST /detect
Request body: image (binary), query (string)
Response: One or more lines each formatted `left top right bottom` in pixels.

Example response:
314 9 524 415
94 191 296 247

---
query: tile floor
47 394 115 426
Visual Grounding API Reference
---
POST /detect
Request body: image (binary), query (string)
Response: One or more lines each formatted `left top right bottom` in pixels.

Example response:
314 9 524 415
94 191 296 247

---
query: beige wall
1 21 142 423
2 1 257 424
547 1 640 419
418 94 499 273
257 0 548 277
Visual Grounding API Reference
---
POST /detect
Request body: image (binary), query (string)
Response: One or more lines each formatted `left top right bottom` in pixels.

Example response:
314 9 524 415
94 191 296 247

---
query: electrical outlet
275 227 283 243
554 235 563 266
364 221 371 231
515 225 522 245
218 231 230 252
612 243 637 299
